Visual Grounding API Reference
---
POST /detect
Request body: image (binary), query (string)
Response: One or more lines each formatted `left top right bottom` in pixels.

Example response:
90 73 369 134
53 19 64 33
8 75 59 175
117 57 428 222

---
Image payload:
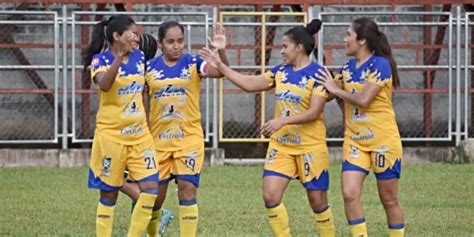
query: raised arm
205 23 230 78
199 47 271 92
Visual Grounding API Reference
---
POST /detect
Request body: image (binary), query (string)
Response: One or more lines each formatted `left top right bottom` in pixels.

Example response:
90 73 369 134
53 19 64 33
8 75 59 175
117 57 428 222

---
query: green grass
1 163 474 236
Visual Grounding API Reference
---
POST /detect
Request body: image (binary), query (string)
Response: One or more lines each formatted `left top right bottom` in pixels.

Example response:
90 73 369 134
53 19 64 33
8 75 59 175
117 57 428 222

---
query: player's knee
178 183 196 200
380 196 399 210
263 192 281 208
342 187 360 204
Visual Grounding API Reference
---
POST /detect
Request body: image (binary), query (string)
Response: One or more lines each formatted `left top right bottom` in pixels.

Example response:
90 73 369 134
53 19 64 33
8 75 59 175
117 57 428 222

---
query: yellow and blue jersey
145 54 207 151
335 54 401 150
90 49 150 145
264 62 328 155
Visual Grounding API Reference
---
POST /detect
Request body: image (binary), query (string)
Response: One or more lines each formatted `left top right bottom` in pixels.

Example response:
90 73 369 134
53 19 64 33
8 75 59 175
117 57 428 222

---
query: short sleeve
367 57 392 87
194 55 208 76
90 54 107 83
144 60 153 85
333 61 349 82
312 81 328 98
264 64 283 87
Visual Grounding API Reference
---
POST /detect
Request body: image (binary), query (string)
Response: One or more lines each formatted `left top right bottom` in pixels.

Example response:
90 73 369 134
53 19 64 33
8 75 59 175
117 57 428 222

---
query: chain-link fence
0 11 59 143
219 12 307 142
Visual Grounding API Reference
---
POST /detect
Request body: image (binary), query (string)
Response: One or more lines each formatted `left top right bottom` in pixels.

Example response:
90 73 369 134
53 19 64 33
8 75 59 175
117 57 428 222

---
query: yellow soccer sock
314 206 335 237
388 223 405 237
146 209 161 237
179 200 198 237
96 199 116 237
266 203 291 237
128 191 158 237
349 218 368 237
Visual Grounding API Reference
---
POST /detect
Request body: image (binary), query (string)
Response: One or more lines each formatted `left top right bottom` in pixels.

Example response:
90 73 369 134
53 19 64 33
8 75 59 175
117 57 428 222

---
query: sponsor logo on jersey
101 156 112 177
351 106 369 122
91 58 100 68
154 84 186 98
118 81 144 95
350 145 360 159
275 90 302 104
159 126 185 140
266 149 277 164
276 132 301 144
351 128 375 141
159 104 185 120
120 123 144 135
123 100 141 116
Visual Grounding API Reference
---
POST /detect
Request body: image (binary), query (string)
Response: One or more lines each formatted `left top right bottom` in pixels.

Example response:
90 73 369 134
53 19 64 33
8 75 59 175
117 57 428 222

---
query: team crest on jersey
118 81 144 95
266 149 277 164
154 84 186 98
349 145 360 159
180 67 191 80
123 100 141 116
120 123 144 135
351 106 368 122
303 153 314 162
297 76 309 89
275 90 302 103
101 156 112 177
159 126 185 140
159 104 185 120
351 128 375 141
143 149 155 158
276 132 301 145
375 146 389 153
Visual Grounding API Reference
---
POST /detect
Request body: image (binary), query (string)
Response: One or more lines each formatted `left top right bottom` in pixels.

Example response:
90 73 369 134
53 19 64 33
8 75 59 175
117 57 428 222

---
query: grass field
1 162 474 236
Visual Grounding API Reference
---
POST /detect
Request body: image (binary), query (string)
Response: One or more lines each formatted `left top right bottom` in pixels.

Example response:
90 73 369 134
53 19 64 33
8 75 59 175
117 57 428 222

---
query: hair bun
305 19 322 35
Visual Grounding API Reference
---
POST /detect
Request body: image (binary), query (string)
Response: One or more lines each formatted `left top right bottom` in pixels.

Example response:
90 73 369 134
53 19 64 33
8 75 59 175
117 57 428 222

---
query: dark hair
82 15 135 71
139 33 158 61
352 17 400 87
158 21 184 43
284 19 322 56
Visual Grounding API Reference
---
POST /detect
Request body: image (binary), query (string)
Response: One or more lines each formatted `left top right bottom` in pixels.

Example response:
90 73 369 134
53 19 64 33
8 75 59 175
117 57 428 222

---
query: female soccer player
315 17 405 237
200 19 335 237
83 15 160 237
143 21 228 237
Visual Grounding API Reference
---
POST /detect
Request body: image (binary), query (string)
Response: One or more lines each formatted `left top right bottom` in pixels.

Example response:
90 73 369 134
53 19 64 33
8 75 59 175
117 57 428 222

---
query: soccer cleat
158 209 174 236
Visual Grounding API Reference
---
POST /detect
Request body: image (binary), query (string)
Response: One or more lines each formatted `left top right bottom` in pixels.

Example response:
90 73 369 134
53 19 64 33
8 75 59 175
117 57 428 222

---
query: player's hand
261 118 285 137
118 31 138 56
208 23 226 50
315 67 340 94
199 47 222 69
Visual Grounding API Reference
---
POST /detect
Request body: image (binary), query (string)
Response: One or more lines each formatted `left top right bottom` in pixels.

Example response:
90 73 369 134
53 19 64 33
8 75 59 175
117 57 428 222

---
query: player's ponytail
82 15 135 72
139 33 158 61
284 19 322 56
82 19 108 72
352 17 400 87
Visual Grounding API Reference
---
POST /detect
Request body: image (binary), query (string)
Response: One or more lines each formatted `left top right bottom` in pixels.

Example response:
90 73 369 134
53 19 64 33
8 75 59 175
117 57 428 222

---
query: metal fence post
62 5 68 149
